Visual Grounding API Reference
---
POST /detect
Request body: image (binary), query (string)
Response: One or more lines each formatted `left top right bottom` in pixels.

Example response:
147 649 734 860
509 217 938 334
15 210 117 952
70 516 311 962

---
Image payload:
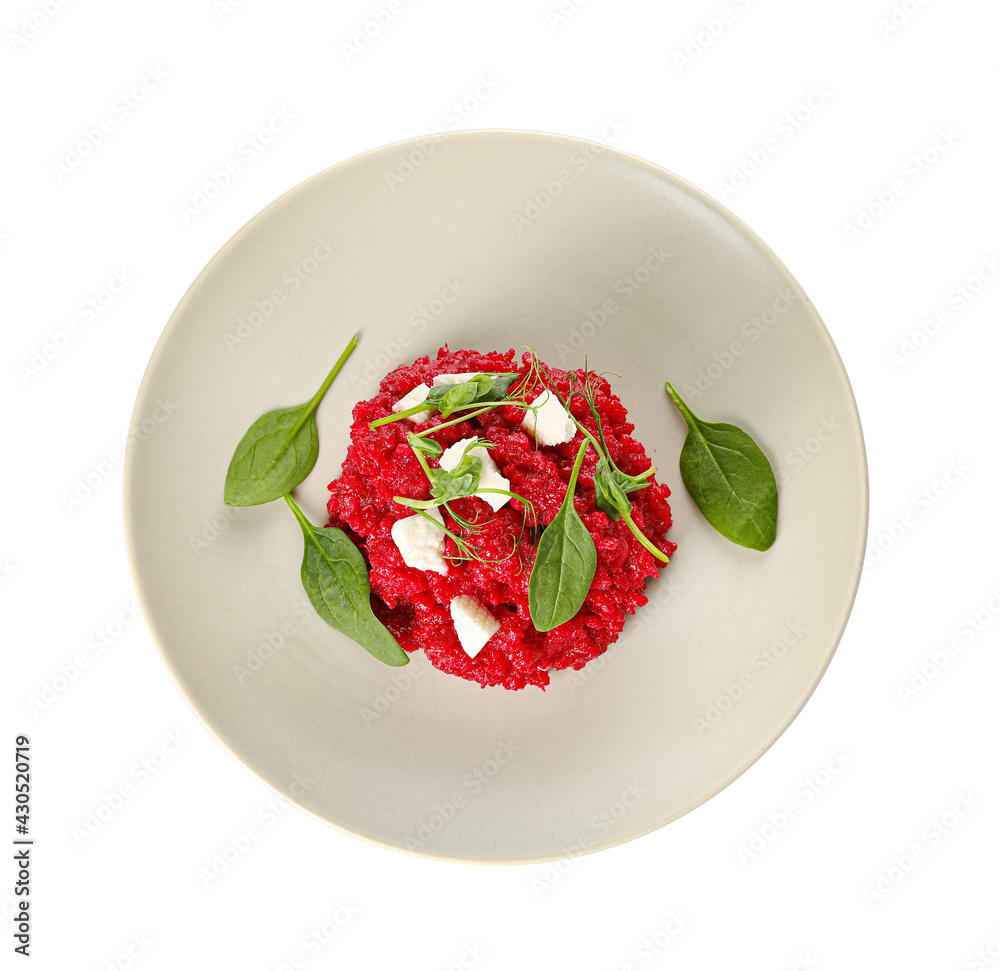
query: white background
4 0 1000 968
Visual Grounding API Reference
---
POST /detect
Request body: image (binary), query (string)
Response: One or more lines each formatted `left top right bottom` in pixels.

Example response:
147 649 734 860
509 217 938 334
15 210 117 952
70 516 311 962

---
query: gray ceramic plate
124 130 867 864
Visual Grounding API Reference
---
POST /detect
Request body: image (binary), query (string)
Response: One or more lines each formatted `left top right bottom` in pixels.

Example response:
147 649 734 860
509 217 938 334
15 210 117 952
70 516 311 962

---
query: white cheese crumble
432 372 482 386
392 382 432 423
390 507 448 575
438 437 510 511
450 595 500 658
522 390 576 446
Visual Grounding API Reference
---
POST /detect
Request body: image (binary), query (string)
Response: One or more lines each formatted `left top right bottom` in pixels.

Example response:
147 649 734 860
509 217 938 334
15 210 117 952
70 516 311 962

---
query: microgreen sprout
522 349 670 565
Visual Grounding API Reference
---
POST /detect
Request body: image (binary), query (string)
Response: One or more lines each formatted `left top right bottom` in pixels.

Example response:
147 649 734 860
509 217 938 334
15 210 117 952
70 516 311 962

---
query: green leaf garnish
487 373 520 399
425 374 520 418
435 378 485 417
552 357 670 564
664 382 778 551
408 437 443 459
429 457 483 502
394 434 536 572
527 440 598 632
593 457 653 522
284 494 408 666
402 436 487 505
224 335 358 506
369 372 521 428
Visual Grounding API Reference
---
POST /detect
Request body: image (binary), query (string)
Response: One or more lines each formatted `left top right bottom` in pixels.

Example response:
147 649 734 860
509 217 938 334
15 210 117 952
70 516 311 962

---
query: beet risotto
326 347 675 689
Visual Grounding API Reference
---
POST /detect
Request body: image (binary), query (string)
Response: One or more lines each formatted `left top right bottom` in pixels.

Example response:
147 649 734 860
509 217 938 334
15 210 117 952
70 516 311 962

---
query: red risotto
326 347 675 689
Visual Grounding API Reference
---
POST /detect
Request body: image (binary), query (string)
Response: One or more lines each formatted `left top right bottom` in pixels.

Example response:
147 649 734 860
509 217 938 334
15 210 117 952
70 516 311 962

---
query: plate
124 130 867 863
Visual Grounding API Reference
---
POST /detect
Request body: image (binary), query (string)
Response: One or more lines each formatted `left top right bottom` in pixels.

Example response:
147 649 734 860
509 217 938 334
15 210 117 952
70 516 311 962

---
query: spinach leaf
224 335 358 506
224 405 320 507
285 495 408 666
664 382 778 551
528 440 597 632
